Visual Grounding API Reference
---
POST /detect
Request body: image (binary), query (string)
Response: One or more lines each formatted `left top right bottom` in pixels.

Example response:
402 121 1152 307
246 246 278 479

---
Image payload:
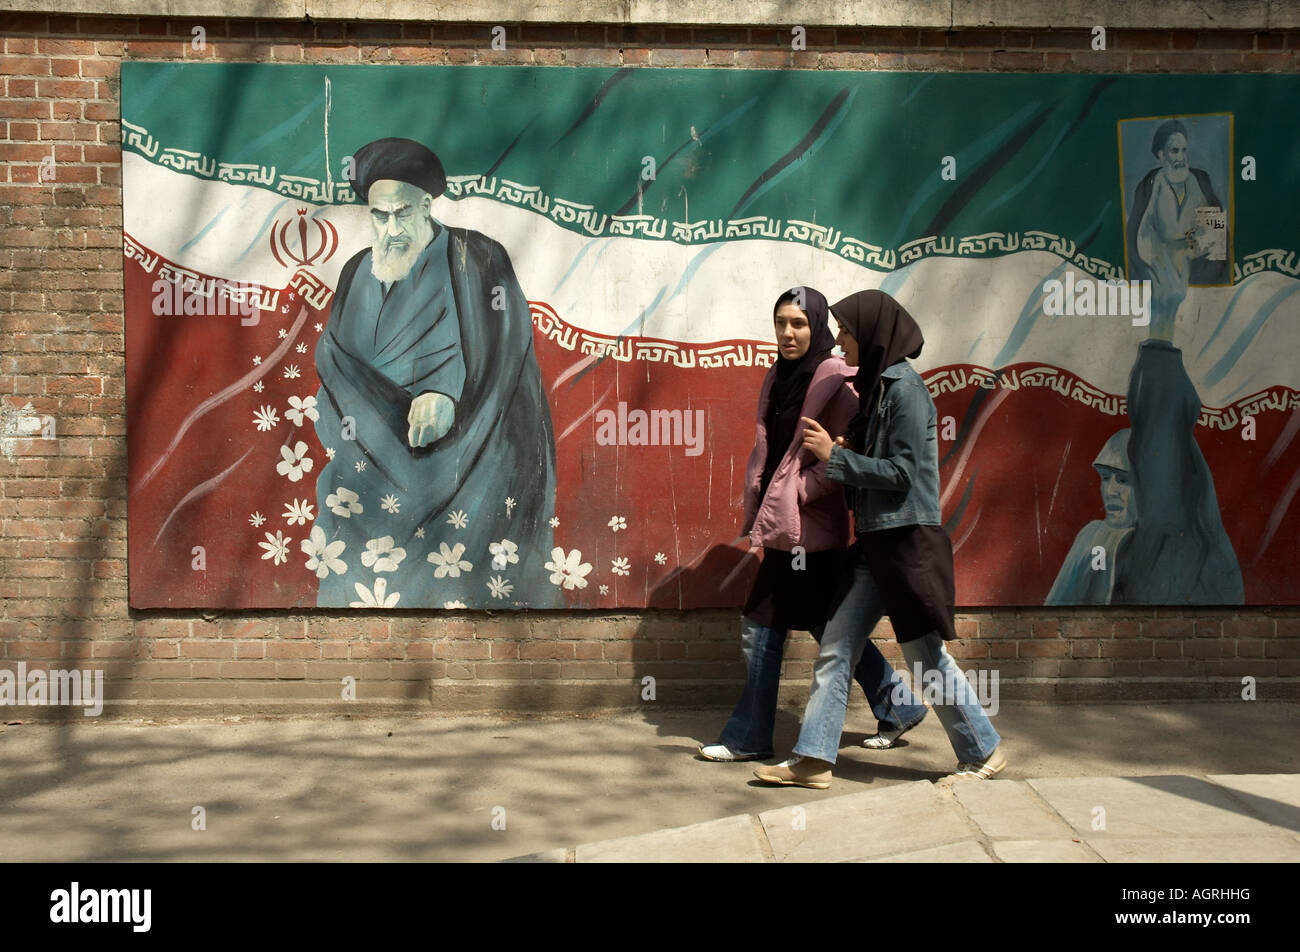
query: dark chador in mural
1046 340 1243 605
311 137 559 607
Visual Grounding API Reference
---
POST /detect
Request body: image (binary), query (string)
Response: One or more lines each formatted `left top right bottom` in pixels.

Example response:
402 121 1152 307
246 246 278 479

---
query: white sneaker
862 718 922 750
698 744 766 762
950 748 1008 780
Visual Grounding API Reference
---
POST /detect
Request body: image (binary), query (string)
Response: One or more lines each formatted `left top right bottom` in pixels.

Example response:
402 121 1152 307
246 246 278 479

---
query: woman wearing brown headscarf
754 290 1006 789
699 287 928 764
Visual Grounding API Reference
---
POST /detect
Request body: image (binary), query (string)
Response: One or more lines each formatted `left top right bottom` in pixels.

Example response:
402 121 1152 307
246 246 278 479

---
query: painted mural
121 65 1300 609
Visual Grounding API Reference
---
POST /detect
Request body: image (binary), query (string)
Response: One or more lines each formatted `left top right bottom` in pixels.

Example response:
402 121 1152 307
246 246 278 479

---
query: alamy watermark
594 402 705 457
890 661 999 715
151 277 262 326
50 883 150 932
0 663 104 716
1042 274 1151 327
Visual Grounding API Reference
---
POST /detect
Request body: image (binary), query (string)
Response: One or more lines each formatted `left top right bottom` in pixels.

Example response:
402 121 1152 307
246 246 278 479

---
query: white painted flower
285 394 319 426
444 600 467 610
301 525 346 578
380 494 400 514
355 460 367 473
414 526 425 539
253 405 279 431
487 575 513 599
545 547 592 591
350 577 400 608
253 381 264 393
314 322 323 332
654 552 667 565
599 584 609 595
427 541 472 578
361 536 406 573
505 497 516 516
611 556 631 576
549 517 560 528
608 515 627 532
283 364 301 379
248 511 265 527
326 486 363 518
252 355 262 366
277 328 288 339
258 529 291 565
324 446 335 460
276 440 313 482
295 342 308 354
283 498 315 525
447 509 468 530
489 539 519 571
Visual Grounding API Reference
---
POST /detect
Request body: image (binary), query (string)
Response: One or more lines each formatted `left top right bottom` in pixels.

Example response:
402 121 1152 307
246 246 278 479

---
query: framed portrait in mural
1119 112 1234 289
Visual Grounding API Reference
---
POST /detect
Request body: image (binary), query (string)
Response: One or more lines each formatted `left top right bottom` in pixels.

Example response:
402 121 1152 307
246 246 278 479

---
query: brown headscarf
829 290 925 450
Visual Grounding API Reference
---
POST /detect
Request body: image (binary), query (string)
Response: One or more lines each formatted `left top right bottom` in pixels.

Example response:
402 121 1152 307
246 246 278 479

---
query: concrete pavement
511 773 1300 862
0 701 1296 862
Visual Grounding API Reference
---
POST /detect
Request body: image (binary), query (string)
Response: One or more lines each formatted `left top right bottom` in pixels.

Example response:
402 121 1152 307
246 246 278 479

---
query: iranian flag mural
122 64 1300 609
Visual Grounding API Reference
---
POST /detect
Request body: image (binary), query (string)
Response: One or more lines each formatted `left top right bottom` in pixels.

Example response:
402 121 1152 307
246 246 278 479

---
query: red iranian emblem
270 208 339 268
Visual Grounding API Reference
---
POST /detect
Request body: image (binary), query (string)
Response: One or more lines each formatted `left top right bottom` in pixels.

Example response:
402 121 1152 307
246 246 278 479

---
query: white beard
370 239 421 283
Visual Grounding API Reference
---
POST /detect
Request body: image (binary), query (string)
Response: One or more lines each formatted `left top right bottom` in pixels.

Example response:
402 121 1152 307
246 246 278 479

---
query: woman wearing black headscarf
754 290 1006 789
699 287 928 763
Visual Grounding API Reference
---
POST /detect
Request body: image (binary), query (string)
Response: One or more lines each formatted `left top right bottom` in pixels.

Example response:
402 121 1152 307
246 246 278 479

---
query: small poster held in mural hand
1195 206 1227 260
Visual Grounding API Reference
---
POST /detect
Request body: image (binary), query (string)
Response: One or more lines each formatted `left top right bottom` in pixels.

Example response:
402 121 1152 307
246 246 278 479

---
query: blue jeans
900 631 1001 764
718 609 926 759
792 552 931 764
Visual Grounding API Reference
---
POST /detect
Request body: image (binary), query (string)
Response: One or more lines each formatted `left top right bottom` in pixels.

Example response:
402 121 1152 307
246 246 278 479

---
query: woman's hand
799 417 834 462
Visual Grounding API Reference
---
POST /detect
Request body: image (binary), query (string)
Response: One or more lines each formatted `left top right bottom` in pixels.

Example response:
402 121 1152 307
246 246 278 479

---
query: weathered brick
179 641 234 659
474 661 532 679
559 661 620 680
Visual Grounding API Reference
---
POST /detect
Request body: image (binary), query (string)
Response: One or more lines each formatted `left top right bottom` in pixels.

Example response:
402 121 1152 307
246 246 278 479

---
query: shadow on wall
645 541 757 611
636 542 759 707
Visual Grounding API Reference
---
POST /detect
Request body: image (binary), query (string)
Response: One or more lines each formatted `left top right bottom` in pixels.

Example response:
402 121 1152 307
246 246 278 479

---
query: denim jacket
824 359 942 533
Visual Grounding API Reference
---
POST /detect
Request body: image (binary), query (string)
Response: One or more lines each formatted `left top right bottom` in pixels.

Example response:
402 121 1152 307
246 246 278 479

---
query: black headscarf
829 290 925 451
759 286 836 501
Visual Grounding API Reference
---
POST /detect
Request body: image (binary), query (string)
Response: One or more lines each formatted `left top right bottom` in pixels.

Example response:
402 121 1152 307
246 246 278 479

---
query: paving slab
1027 775 1284 838
574 814 765 863
1085 834 1300 863
993 839 1099 863
1206 773 1300 835
759 780 976 863
501 848 569 863
951 778 1075 840
861 840 993 863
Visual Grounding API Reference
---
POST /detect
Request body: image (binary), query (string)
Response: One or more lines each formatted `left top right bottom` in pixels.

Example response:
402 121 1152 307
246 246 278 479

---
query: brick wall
2 14 1298 716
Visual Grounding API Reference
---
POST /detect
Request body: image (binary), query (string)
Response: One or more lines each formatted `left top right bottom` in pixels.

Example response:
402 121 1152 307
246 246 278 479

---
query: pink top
742 355 859 552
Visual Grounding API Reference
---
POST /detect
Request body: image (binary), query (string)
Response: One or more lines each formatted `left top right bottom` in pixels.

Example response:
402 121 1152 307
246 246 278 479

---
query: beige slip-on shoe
753 756 833 790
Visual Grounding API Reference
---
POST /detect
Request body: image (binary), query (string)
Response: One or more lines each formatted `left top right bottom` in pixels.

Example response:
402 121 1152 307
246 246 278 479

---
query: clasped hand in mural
407 390 455 448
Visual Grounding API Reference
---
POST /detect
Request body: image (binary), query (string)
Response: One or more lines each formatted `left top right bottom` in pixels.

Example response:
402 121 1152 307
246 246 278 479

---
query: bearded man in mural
309 137 559 608
1126 118 1229 341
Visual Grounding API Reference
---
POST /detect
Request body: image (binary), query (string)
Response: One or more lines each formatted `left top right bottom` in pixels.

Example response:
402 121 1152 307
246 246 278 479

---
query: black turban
350 137 447 203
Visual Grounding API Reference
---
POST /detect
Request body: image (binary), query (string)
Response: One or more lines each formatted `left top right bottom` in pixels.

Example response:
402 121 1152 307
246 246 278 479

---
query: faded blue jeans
717 613 927 759
790 551 993 764
900 631 1000 764
792 551 933 764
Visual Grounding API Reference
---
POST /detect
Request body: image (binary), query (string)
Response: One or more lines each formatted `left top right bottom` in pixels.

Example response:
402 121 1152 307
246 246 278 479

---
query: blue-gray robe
310 222 559 608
